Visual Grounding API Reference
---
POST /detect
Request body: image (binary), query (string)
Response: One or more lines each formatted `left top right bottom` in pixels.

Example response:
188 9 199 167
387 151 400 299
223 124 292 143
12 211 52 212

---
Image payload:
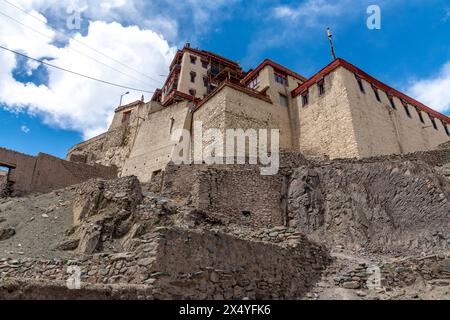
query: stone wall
0 227 330 300
194 166 285 228
156 163 286 228
121 101 192 182
0 148 117 196
67 125 131 169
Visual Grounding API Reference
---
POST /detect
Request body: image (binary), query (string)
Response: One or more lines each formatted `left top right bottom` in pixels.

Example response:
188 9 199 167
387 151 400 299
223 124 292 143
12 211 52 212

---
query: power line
0 10 153 88
0 44 155 94
1 0 163 85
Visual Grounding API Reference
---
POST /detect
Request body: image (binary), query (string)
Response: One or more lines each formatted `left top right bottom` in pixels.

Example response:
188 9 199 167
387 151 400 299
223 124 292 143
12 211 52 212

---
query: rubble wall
0 228 330 300
147 227 330 300
158 163 286 228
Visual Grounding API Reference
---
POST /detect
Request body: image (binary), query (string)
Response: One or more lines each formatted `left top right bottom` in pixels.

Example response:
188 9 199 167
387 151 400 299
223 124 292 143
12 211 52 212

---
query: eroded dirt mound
288 160 450 254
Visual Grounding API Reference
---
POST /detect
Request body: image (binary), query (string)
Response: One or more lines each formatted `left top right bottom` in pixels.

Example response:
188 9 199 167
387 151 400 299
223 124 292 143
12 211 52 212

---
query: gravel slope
0 187 76 260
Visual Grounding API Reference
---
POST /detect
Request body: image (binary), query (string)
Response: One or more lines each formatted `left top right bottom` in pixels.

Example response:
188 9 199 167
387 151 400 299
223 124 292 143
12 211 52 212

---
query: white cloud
0 1 177 139
20 125 30 133
273 0 350 26
444 8 450 22
0 0 242 142
407 61 450 115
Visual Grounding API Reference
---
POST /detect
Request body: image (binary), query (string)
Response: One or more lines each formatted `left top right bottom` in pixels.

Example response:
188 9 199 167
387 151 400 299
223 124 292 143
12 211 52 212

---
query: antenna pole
327 28 337 61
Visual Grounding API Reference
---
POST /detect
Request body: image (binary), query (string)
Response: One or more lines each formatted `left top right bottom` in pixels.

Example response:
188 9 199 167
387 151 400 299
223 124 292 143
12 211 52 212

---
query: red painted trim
241 59 307 85
115 100 144 113
169 47 241 71
161 90 200 107
291 58 450 124
184 47 241 69
194 81 272 111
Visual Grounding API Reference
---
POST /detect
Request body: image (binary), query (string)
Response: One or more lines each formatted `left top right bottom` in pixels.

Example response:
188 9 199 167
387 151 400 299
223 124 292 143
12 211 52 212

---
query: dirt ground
0 187 76 260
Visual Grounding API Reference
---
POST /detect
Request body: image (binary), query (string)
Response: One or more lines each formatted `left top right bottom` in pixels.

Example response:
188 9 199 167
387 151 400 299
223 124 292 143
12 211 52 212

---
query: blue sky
1 0 449 158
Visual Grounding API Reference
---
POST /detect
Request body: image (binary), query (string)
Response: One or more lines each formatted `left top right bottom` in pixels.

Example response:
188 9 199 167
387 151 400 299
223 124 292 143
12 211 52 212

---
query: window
372 86 381 102
444 124 450 137
402 101 411 118
415 107 425 124
201 60 208 69
355 74 365 93
279 94 288 107
388 95 396 110
429 115 438 130
122 111 131 123
274 72 288 86
203 76 208 88
301 92 309 107
210 61 221 75
248 76 260 89
169 117 175 134
190 71 196 83
190 55 197 64
317 79 325 96
189 89 196 96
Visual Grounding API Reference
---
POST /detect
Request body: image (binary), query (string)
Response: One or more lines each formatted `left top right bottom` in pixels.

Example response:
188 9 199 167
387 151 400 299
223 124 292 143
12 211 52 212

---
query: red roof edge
162 90 200 107
241 59 307 85
194 81 272 111
169 47 241 71
291 58 450 124
115 100 144 113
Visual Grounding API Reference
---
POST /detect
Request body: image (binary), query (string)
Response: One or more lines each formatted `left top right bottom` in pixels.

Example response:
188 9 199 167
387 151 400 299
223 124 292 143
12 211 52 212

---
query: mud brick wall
0 148 117 196
195 167 285 228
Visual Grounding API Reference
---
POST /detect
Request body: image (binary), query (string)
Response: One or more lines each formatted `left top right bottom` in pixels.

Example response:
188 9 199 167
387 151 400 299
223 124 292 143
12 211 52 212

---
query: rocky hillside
0 148 449 300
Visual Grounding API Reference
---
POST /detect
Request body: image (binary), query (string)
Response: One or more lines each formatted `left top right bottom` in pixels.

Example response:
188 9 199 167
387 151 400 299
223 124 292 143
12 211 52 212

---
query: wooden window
415 107 425 124
122 111 131 123
317 79 325 96
402 101 411 118
201 60 208 69
274 72 288 86
444 123 450 136
429 115 438 130
190 55 197 64
387 94 396 110
248 76 260 89
203 76 208 88
301 91 309 107
355 74 365 93
189 89 196 96
279 94 288 107
372 86 381 102
190 71 196 83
